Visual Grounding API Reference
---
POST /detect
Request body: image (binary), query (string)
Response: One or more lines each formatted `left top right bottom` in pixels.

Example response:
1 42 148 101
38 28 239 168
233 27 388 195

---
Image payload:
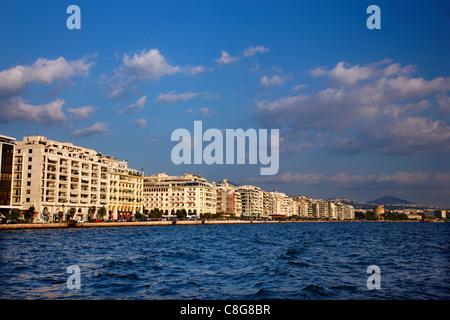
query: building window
29 149 32 153
28 165 32 170
26 198 30 202
28 157 32 162
27 173 31 178
27 181 31 186
26 189 30 194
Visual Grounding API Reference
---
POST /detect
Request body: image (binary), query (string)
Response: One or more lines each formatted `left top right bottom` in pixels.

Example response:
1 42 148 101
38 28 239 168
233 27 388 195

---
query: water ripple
0 222 448 300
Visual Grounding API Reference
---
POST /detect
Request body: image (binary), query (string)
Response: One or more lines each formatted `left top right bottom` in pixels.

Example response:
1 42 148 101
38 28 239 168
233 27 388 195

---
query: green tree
89 206 96 221
8 208 21 222
98 206 107 221
69 207 76 219
148 208 163 219
176 209 187 219
24 206 36 223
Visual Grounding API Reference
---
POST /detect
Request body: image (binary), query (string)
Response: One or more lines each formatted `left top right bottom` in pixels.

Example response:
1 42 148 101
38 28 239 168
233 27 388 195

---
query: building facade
0 135 16 216
215 179 242 218
11 135 142 222
236 185 263 218
263 191 296 218
143 173 216 217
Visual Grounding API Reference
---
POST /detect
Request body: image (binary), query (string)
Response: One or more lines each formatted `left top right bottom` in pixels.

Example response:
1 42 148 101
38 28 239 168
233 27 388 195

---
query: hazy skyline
1 0 449 207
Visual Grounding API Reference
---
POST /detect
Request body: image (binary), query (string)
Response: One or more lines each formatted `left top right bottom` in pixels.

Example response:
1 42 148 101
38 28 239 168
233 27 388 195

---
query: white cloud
437 93 450 115
72 122 112 137
243 45 270 57
309 66 327 77
68 105 96 120
156 91 201 104
330 116 450 155
199 107 216 116
0 56 94 96
260 74 290 87
133 118 147 129
118 49 181 80
249 170 450 190
255 59 450 155
106 49 206 99
293 84 308 91
0 55 94 125
155 91 219 105
117 95 147 114
216 51 240 64
328 61 373 84
0 97 67 125
187 65 206 75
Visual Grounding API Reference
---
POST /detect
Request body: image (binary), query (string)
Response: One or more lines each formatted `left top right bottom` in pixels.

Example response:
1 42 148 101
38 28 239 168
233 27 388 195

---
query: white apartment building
263 191 296 218
12 135 143 222
295 196 354 220
333 202 355 220
143 173 216 217
296 196 310 218
236 185 263 218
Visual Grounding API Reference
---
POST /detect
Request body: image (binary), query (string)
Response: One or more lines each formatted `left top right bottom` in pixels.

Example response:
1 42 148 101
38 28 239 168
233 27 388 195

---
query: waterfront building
263 191 296 219
296 196 310 218
333 202 356 220
0 135 17 216
215 179 242 218
310 199 332 219
143 173 216 217
11 135 143 222
236 185 263 218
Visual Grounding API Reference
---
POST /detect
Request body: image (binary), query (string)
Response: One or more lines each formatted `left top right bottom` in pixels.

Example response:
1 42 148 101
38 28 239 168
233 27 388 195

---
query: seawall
0 219 293 230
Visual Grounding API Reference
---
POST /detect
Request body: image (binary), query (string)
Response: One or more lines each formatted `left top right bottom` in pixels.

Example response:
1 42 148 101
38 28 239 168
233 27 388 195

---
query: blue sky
1 0 449 207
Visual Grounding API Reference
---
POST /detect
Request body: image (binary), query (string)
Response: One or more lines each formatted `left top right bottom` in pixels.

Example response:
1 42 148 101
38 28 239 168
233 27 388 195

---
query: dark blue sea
0 222 448 300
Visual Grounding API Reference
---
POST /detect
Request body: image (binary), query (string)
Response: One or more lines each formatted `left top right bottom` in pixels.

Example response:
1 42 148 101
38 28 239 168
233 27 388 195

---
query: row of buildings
0 134 355 222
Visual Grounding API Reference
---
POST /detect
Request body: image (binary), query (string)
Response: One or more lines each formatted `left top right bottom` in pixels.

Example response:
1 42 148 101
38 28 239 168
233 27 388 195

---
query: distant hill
368 196 414 205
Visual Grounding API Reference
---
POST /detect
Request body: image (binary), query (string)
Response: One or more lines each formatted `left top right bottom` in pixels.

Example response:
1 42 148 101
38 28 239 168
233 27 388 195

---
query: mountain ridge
368 196 414 205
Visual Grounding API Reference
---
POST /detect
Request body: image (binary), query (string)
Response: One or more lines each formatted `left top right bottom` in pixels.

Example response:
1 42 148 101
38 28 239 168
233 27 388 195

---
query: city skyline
1 1 449 207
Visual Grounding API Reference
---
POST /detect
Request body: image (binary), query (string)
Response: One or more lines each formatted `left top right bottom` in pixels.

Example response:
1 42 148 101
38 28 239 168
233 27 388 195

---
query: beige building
333 202 355 220
263 191 296 218
236 185 263 218
294 196 354 220
143 173 216 217
11 135 143 222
